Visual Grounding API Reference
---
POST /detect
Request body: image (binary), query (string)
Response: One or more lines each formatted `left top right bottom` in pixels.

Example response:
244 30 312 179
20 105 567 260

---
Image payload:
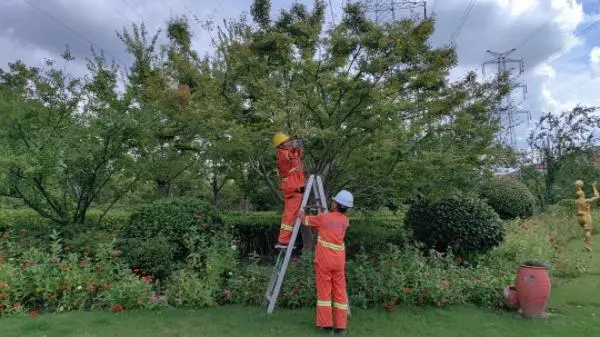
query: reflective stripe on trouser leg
315 264 333 328
278 191 303 244
332 269 348 329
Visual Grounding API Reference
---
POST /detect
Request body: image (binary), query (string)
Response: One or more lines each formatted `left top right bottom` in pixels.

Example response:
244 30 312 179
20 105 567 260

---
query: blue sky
1 0 599 149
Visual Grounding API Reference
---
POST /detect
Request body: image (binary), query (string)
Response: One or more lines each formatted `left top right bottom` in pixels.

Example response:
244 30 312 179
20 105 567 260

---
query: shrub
488 204 594 278
222 212 408 257
0 209 129 256
0 232 166 316
231 245 514 311
480 176 535 220
405 195 505 257
165 226 239 308
118 198 221 282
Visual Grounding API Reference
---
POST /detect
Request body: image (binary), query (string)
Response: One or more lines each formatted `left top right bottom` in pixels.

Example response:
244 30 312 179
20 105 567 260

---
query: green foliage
0 233 165 316
118 198 220 281
221 212 408 256
480 176 535 220
212 0 504 206
0 209 129 255
1 203 592 315
405 195 505 257
0 56 145 226
488 204 594 279
528 105 600 209
165 226 238 308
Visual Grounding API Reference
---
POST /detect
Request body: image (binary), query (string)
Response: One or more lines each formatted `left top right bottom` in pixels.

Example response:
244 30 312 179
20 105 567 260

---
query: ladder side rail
316 176 328 211
267 175 316 314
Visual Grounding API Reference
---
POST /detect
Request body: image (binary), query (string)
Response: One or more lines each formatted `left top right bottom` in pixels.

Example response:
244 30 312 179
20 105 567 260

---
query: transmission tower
361 0 428 23
482 48 530 148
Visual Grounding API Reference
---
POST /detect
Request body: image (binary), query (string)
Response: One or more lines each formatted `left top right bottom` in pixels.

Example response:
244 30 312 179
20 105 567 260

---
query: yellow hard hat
272 132 290 147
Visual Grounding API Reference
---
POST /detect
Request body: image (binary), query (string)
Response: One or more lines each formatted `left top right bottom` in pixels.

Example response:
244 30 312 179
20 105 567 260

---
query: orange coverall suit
276 147 306 245
302 212 349 330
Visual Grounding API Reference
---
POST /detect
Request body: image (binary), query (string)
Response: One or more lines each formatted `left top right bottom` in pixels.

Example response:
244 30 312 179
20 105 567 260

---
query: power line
431 0 439 17
450 0 477 45
328 0 337 25
118 0 150 26
101 0 134 24
21 0 127 68
511 17 600 114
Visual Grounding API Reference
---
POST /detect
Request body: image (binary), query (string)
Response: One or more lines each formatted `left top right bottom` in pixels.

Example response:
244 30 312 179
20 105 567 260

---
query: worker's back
312 211 349 271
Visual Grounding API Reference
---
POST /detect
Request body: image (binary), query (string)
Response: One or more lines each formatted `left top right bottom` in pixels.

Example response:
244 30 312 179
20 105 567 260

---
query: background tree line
0 0 598 228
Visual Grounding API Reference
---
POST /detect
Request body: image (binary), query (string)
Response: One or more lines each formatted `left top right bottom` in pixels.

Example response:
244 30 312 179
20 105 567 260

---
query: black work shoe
321 327 334 334
334 328 348 335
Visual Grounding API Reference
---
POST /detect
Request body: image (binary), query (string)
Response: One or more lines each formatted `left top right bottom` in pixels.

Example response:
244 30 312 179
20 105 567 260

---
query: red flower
80 259 88 267
133 268 140 274
12 303 21 310
30 310 38 318
456 256 462 265
143 275 153 283
223 289 232 298
202 223 209 229
194 212 202 220
112 304 123 313
113 250 121 258
59 263 67 271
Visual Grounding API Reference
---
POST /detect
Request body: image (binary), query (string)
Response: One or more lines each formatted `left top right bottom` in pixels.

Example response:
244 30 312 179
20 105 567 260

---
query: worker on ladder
298 190 353 335
272 131 306 249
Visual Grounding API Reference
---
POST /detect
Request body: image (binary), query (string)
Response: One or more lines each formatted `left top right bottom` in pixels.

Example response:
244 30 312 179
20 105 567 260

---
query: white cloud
534 62 557 79
591 47 600 73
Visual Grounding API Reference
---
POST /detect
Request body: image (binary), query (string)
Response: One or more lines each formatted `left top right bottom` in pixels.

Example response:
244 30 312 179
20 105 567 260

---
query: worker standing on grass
298 190 353 335
272 131 306 249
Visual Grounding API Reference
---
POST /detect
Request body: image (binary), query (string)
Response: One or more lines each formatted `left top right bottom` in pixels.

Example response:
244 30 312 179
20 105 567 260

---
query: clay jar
515 264 551 318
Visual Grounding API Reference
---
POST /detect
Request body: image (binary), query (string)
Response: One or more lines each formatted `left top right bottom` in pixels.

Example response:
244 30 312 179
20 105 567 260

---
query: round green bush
119 198 221 281
404 195 505 256
480 176 535 220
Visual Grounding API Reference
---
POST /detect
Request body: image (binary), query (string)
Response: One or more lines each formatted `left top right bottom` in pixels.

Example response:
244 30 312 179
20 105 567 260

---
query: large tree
212 0 504 204
0 53 145 227
528 105 600 209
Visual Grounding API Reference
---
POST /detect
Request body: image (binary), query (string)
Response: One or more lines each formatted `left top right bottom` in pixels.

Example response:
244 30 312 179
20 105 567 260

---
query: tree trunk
156 179 170 198
301 225 315 254
212 174 219 209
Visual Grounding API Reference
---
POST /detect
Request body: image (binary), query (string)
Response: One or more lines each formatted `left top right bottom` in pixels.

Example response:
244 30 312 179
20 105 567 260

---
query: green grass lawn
3 237 600 337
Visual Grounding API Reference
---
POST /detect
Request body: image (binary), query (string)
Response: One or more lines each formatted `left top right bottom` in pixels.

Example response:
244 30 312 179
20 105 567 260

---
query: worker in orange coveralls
298 190 354 335
272 131 306 249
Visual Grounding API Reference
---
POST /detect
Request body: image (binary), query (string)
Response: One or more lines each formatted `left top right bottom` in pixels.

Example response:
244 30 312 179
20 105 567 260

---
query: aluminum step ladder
265 174 351 316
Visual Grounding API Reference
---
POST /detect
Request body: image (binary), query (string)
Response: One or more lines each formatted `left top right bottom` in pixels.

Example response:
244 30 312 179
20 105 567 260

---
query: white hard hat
334 190 354 208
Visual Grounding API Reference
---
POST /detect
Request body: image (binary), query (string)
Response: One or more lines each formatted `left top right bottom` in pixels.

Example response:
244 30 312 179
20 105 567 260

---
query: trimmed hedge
405 195 505 257
0 208 407 258
119 198 221 281
480 176 536 220
222 211 408 257
0 208 129 254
